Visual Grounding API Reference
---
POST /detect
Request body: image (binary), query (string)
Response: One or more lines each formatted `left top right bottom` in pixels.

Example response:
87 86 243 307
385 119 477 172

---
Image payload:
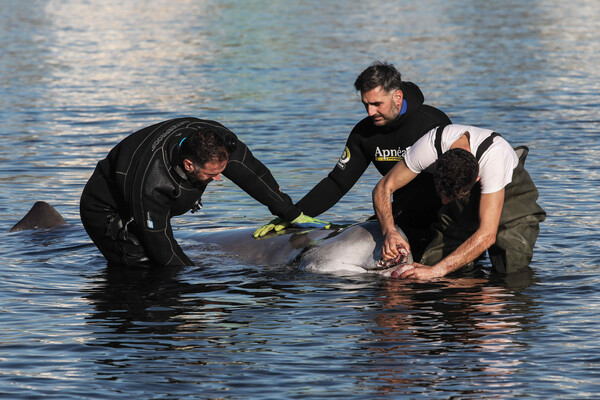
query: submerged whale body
9 201 67 232
10 202 413 277
193 221 414 277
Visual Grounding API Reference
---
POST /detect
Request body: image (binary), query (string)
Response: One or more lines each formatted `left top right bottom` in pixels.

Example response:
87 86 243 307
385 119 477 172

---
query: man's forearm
372 182 395 234
431 228 496 275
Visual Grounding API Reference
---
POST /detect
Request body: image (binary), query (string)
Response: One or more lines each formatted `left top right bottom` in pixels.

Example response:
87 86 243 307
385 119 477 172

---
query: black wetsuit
296 82 452 258
80 118 301 268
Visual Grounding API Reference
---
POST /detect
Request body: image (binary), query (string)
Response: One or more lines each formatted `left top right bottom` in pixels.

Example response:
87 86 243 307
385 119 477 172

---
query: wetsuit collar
172 138 190 180
174 165 188 180
399 99 407 116
380 100 409 132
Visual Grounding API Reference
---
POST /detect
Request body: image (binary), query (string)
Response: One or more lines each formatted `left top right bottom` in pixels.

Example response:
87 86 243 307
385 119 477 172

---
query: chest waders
420 127 546 274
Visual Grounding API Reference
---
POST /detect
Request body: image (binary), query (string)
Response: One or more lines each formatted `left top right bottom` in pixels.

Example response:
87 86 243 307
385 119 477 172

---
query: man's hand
291 213 331 229
253 218 290 238
253 213 331 238
381 229 411 261
396 262 446 280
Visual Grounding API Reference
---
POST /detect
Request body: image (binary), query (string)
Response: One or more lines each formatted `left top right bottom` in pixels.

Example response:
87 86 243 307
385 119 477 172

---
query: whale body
192 221 414 277
10 202 413 277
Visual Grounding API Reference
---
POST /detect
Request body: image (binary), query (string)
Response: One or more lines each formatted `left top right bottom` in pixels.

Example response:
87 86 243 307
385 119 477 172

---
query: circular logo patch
336 146 350 170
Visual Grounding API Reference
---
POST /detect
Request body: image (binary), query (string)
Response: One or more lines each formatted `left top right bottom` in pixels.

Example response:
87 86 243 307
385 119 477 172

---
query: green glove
253 217 291 238
291 213 331 229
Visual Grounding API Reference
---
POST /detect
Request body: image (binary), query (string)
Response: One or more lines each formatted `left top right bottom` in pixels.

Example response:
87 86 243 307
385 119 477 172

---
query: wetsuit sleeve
223 140 302 221
296 132 369 217
131 159 193 267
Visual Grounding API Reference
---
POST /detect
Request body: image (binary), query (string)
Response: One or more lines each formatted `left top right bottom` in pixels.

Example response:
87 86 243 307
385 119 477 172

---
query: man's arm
224 140 302 222
128 157 194 267
254 132 370 237
373 160 419 259
296 135 370 217
135 188 194 267
402 189 505 279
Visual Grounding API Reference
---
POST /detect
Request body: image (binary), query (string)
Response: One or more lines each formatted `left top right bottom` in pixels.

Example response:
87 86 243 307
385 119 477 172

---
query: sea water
1 0 599 398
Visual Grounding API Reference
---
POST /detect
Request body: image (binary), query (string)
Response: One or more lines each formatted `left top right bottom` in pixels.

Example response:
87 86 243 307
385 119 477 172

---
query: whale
9 201 68 232
10 202 413 277
191 221 414 277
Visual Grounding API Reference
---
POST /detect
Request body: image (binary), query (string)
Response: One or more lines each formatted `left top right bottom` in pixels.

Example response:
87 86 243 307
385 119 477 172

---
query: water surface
1 0 599 398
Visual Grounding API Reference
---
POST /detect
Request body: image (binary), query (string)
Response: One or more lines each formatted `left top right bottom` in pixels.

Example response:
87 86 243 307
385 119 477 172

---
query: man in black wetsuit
254 62 451 261
80 118 328 268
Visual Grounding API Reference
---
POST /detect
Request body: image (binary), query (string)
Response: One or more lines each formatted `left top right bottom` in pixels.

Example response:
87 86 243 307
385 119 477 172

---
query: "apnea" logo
374 146 406 162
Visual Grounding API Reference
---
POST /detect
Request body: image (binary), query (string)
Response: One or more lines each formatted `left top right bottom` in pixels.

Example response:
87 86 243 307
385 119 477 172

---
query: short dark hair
354 61 403 93
180 127 229 167
433 148 479 200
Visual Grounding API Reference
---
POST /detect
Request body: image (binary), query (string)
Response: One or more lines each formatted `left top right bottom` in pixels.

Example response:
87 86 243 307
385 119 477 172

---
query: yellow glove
253 217 291 238
290 213 331 229
253 213 331 238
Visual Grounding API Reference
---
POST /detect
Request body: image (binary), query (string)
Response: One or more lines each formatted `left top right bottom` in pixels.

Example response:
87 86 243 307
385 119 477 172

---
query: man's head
180 127 230 184
354 62 404 126
433 148 480 204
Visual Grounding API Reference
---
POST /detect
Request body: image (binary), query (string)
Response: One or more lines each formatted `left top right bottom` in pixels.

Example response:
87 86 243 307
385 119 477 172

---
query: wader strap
434 124 449 158
476 132 501 161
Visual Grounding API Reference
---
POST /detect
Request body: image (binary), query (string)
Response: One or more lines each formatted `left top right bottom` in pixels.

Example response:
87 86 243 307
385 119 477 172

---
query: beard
371 110 399 126
186 171 211 186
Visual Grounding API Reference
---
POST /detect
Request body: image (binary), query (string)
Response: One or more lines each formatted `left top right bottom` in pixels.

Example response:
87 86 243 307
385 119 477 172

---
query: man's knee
488 246 532 274
489 218 540 274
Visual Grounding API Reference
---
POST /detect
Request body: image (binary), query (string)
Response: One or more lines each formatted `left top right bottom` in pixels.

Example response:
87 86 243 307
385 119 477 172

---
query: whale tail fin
9 201 67 232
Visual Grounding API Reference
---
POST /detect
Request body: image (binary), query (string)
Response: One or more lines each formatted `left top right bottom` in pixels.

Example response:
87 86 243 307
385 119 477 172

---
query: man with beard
80 118 326 268
373 124 546 278
254 62 451 261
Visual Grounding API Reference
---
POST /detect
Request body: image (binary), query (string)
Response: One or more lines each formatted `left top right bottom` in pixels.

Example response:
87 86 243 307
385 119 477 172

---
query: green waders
420 145 546 274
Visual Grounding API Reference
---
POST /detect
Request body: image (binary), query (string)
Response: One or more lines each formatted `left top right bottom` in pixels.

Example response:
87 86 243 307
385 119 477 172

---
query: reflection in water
2 0 599 398
84 266 231 338
362 269 539 397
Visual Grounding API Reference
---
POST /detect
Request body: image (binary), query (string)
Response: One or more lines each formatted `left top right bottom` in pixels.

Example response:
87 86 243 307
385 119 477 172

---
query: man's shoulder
349 116 377 138
413 104 451 123
354 115 375 129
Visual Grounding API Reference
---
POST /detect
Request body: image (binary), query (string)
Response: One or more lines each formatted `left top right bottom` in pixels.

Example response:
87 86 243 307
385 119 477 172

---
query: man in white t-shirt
373 124 546 279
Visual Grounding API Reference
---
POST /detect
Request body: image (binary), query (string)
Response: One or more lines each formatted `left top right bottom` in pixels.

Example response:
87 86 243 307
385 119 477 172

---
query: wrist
382 225 398 237
432 262 449 277
290 211 304 223
282 207 302 223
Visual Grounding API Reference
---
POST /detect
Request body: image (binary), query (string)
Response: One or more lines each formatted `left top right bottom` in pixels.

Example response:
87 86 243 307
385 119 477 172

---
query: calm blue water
1 0 600 398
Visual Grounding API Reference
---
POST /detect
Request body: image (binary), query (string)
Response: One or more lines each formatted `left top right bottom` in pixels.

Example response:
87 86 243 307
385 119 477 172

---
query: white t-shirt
404 124 519 194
